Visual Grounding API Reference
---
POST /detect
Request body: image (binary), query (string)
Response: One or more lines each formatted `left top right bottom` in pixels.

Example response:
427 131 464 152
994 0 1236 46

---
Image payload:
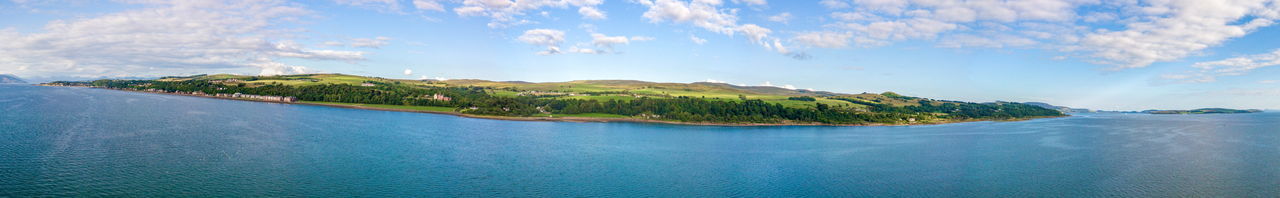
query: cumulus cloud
591 33 630 48
630 36 657 41
0 0 367 77
792 31 853 48
517 28 566 55
819 0 850 9
690 35 708 44
734 0 766 6
736 24 771 45
1167 48 1280 83
412 0 445 12
1072 0 1280 68
803 0 1280 69
404 68 414 75
569 33 654 54
452 0 605 28
350 37 392 48
634 0 787 55
578 6 606 20
335 0 404 13
767 12 792 24
637 0 741 35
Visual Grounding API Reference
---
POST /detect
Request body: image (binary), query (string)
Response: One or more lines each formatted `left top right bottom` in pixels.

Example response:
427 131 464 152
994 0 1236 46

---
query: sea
2 84 1278 197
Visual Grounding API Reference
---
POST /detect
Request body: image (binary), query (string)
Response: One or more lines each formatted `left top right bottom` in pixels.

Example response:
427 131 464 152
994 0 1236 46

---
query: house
427 93 452 101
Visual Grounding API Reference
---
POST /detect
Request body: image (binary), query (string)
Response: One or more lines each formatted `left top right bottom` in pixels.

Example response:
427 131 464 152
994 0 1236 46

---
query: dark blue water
2 85 1279 197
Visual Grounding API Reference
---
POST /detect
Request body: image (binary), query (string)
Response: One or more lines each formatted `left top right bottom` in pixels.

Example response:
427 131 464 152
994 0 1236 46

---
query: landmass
39 73 1065 126
1023 102 1092 113
0 74 27 84
1143 108 1263 114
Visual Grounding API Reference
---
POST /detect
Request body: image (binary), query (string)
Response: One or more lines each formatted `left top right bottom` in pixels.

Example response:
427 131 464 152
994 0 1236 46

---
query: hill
1023 102 1092 113
1144 108 1263 114
0 74 27 84
43 73 1065 125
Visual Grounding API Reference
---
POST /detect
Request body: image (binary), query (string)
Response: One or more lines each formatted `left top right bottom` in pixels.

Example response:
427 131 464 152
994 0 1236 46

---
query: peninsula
1144 108 1263 114
41 74 1064 126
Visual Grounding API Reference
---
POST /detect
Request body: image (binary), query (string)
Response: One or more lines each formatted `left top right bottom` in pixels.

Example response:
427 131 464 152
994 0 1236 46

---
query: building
428 93 452 101
215 92 298 102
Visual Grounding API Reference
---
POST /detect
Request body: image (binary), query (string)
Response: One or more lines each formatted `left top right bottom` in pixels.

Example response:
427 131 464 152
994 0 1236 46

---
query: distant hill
0 74 28 84
1023 102 1091 113
1144 108 1262 114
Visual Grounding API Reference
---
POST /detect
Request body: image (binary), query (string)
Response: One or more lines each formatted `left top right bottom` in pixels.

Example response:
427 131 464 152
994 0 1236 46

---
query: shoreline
44 85 1068 127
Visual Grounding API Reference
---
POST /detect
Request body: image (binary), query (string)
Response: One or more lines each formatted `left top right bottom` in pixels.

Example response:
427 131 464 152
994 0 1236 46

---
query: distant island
0 74 27 84
1144 108 1263 114
40 74 1064 126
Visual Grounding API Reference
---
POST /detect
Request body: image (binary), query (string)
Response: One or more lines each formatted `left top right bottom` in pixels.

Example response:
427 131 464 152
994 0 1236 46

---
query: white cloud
937 34 1036 48
578 6 606 20
805 0 1280 69
637 0 741 35
792 31 853 48
636 0 798 57
689 35 708 44
568 46 604 54
734 0 766 6
830 12 878 21
702 79 726 83
404 68 414 75
819 0 850 9
591 33 630 48
630 36 656 41
0 0 366 77
767 12 792 24
570 33 652 54
452 0 604 28
335 0 403 13
1073 0 1279 68
322 41 346 47
736 24 771 45
1170 48 1280 83
833 18 958 45
350 37 392 48
757 81 796 89
517 28 566 55
1260 80 1279 84
412 0 445 12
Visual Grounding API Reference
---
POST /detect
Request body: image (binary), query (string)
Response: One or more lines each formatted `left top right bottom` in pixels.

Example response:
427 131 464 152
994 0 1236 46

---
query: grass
300 101 456 112
558 95 640 102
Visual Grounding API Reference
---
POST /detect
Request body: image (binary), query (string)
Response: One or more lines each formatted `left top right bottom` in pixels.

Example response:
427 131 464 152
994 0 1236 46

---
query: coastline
44 85 1067 127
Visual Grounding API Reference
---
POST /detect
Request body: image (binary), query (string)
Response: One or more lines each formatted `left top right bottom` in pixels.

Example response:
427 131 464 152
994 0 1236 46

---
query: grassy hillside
159 73 955 110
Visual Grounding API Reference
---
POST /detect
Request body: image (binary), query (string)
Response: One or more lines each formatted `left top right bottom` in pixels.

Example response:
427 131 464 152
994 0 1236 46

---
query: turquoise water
2 85 1279 197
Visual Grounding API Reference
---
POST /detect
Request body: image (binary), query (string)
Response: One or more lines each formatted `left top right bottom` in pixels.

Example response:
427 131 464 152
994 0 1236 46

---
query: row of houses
137 88 298 103
214 93 299 103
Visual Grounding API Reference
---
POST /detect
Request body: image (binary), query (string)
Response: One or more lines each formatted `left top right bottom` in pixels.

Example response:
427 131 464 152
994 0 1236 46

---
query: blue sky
2 0 1280 110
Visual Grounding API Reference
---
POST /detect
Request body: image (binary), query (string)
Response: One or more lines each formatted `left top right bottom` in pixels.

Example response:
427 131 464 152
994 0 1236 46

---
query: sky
2 0 1280 111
